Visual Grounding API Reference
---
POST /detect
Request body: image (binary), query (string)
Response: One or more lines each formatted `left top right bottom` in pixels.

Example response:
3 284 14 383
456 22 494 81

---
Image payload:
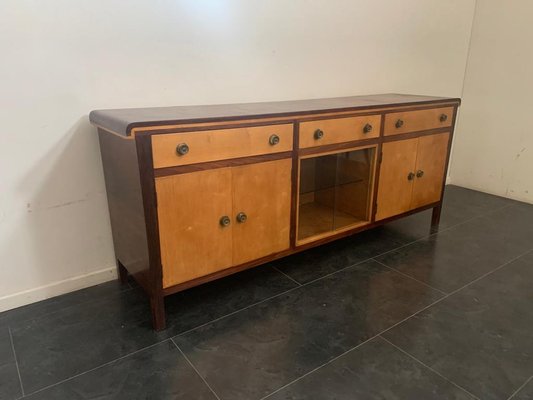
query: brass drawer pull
440 114 448 122
219 216 231 227
314 129 324 140
176 143 189 156
236 212 247 223
416 170 424 178
363 123 373 134
407 172 415 181
395 119 404 129
269 134 280 146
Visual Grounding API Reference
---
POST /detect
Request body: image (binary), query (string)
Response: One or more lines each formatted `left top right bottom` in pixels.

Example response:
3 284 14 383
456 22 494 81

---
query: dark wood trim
154 152 293 177
298 137 381 156
135 134 166 331
289 122 299 248
137 119 294 136
125 98 460 136
161 201 440 297
117 259 128 284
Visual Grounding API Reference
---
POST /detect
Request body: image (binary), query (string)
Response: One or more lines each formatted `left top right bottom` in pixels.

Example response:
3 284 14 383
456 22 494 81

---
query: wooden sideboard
90 94 460 331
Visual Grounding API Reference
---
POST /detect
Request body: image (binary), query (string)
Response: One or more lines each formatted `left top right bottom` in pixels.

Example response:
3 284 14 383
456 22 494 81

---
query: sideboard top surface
89 93 461 137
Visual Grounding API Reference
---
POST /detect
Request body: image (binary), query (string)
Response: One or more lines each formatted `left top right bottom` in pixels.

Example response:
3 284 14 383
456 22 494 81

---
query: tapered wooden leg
117 259 128 284
431 205 442 233
150 295 166 331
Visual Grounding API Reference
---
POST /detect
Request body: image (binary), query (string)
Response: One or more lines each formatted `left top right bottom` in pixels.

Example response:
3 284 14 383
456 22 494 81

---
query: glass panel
297 147 376 241
334 148 375 230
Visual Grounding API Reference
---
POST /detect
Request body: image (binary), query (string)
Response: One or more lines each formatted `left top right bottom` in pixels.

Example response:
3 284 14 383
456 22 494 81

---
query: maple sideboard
90 94 460 331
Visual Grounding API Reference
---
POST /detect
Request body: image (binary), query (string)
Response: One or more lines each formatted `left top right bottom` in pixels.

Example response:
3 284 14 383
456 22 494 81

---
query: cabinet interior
297 146 377 242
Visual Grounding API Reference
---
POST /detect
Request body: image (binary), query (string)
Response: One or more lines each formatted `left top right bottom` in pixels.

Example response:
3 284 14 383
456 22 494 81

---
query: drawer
152 124 293 168
299 115 381 148
383 106 454 136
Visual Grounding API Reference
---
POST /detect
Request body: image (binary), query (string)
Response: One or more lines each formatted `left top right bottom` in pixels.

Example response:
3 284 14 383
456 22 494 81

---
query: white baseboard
0 266 118 313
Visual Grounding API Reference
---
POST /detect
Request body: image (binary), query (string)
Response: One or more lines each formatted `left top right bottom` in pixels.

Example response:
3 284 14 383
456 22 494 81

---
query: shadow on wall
4 116 116 299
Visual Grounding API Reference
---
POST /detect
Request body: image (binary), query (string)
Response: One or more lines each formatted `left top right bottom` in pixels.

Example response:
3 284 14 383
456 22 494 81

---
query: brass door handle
219 216 231 227
236 212 247 223
416 170 424 178
440 114 448 122
395 119 404 129
269 134 280 146
176 143 189 156
363 123 373 134
407 172 415 181
314 129 324 140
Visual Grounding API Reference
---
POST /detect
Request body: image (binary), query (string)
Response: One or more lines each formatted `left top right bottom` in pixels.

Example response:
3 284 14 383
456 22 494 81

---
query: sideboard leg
431 205 442 233
117 259 128 284
150 295 167 331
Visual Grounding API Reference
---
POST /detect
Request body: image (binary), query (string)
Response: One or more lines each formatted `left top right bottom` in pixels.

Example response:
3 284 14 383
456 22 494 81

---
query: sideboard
90 94 460 330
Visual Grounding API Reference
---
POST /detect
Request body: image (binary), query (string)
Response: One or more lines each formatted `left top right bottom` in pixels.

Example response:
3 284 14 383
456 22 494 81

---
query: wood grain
299 114 381 148
384 106 454 136
152 124 293 168
156 168 233 288
375 138 418 221
410 132 450 209
232 159 292 265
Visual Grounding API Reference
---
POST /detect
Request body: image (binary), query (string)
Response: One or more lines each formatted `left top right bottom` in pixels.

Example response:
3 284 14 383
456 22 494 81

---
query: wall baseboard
0 266 117 313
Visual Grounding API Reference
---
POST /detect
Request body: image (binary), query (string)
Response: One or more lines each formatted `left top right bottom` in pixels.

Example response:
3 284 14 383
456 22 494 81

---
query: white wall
0 0 476 310
449 0 533 203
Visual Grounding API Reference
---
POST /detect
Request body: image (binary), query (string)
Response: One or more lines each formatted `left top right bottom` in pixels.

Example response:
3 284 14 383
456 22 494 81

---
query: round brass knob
440 114 448 122
407 172 415 181
314 129 324 140
395 119 404 129
416 170 424 178
176 143 189 156
219 216 231 227
269 134 280 146
363 123 373 134
236 212 247 223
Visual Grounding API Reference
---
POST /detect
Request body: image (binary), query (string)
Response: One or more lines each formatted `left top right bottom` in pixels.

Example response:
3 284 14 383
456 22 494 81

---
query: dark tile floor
1 185 532 400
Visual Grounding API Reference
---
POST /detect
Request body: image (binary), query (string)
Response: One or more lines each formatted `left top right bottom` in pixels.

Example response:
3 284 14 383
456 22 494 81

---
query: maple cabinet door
156 168 233 288
375 138 418 221
410 132 450 209
232 159 292 265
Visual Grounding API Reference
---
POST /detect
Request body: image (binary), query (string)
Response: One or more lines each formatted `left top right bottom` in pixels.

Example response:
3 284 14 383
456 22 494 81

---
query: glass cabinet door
297 146 377 242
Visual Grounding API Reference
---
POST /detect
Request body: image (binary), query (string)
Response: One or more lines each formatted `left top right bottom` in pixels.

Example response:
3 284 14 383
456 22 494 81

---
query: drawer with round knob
299 115 381 149
383 106 454 136
151 123 293 168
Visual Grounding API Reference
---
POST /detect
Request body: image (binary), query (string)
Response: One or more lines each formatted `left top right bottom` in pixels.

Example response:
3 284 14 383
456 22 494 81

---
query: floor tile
383 250 533 400
273 226 409 284
175 260 443 400
10 265 296 394
24 340 217 400
513 376 533 400
376 202 533 292
266 337 475 400
0 279 132 326
0 327 22 400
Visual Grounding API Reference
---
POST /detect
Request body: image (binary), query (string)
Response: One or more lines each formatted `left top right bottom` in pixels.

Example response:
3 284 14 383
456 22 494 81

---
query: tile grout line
272 266 302 286
379 336 481 400
171 338 222 400
260 246 533 400
10 198 520 396
19 339 170 398
507 374 533 400
372 258 448 296
8 327 25 397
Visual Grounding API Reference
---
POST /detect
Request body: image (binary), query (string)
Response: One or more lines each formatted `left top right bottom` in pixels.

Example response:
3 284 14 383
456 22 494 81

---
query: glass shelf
297 147 376 242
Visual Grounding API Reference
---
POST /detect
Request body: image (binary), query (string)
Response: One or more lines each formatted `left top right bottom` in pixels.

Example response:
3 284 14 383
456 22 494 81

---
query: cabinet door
375 138 418 221
410 132 450 209
156 168 233 288
232 159 292 265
